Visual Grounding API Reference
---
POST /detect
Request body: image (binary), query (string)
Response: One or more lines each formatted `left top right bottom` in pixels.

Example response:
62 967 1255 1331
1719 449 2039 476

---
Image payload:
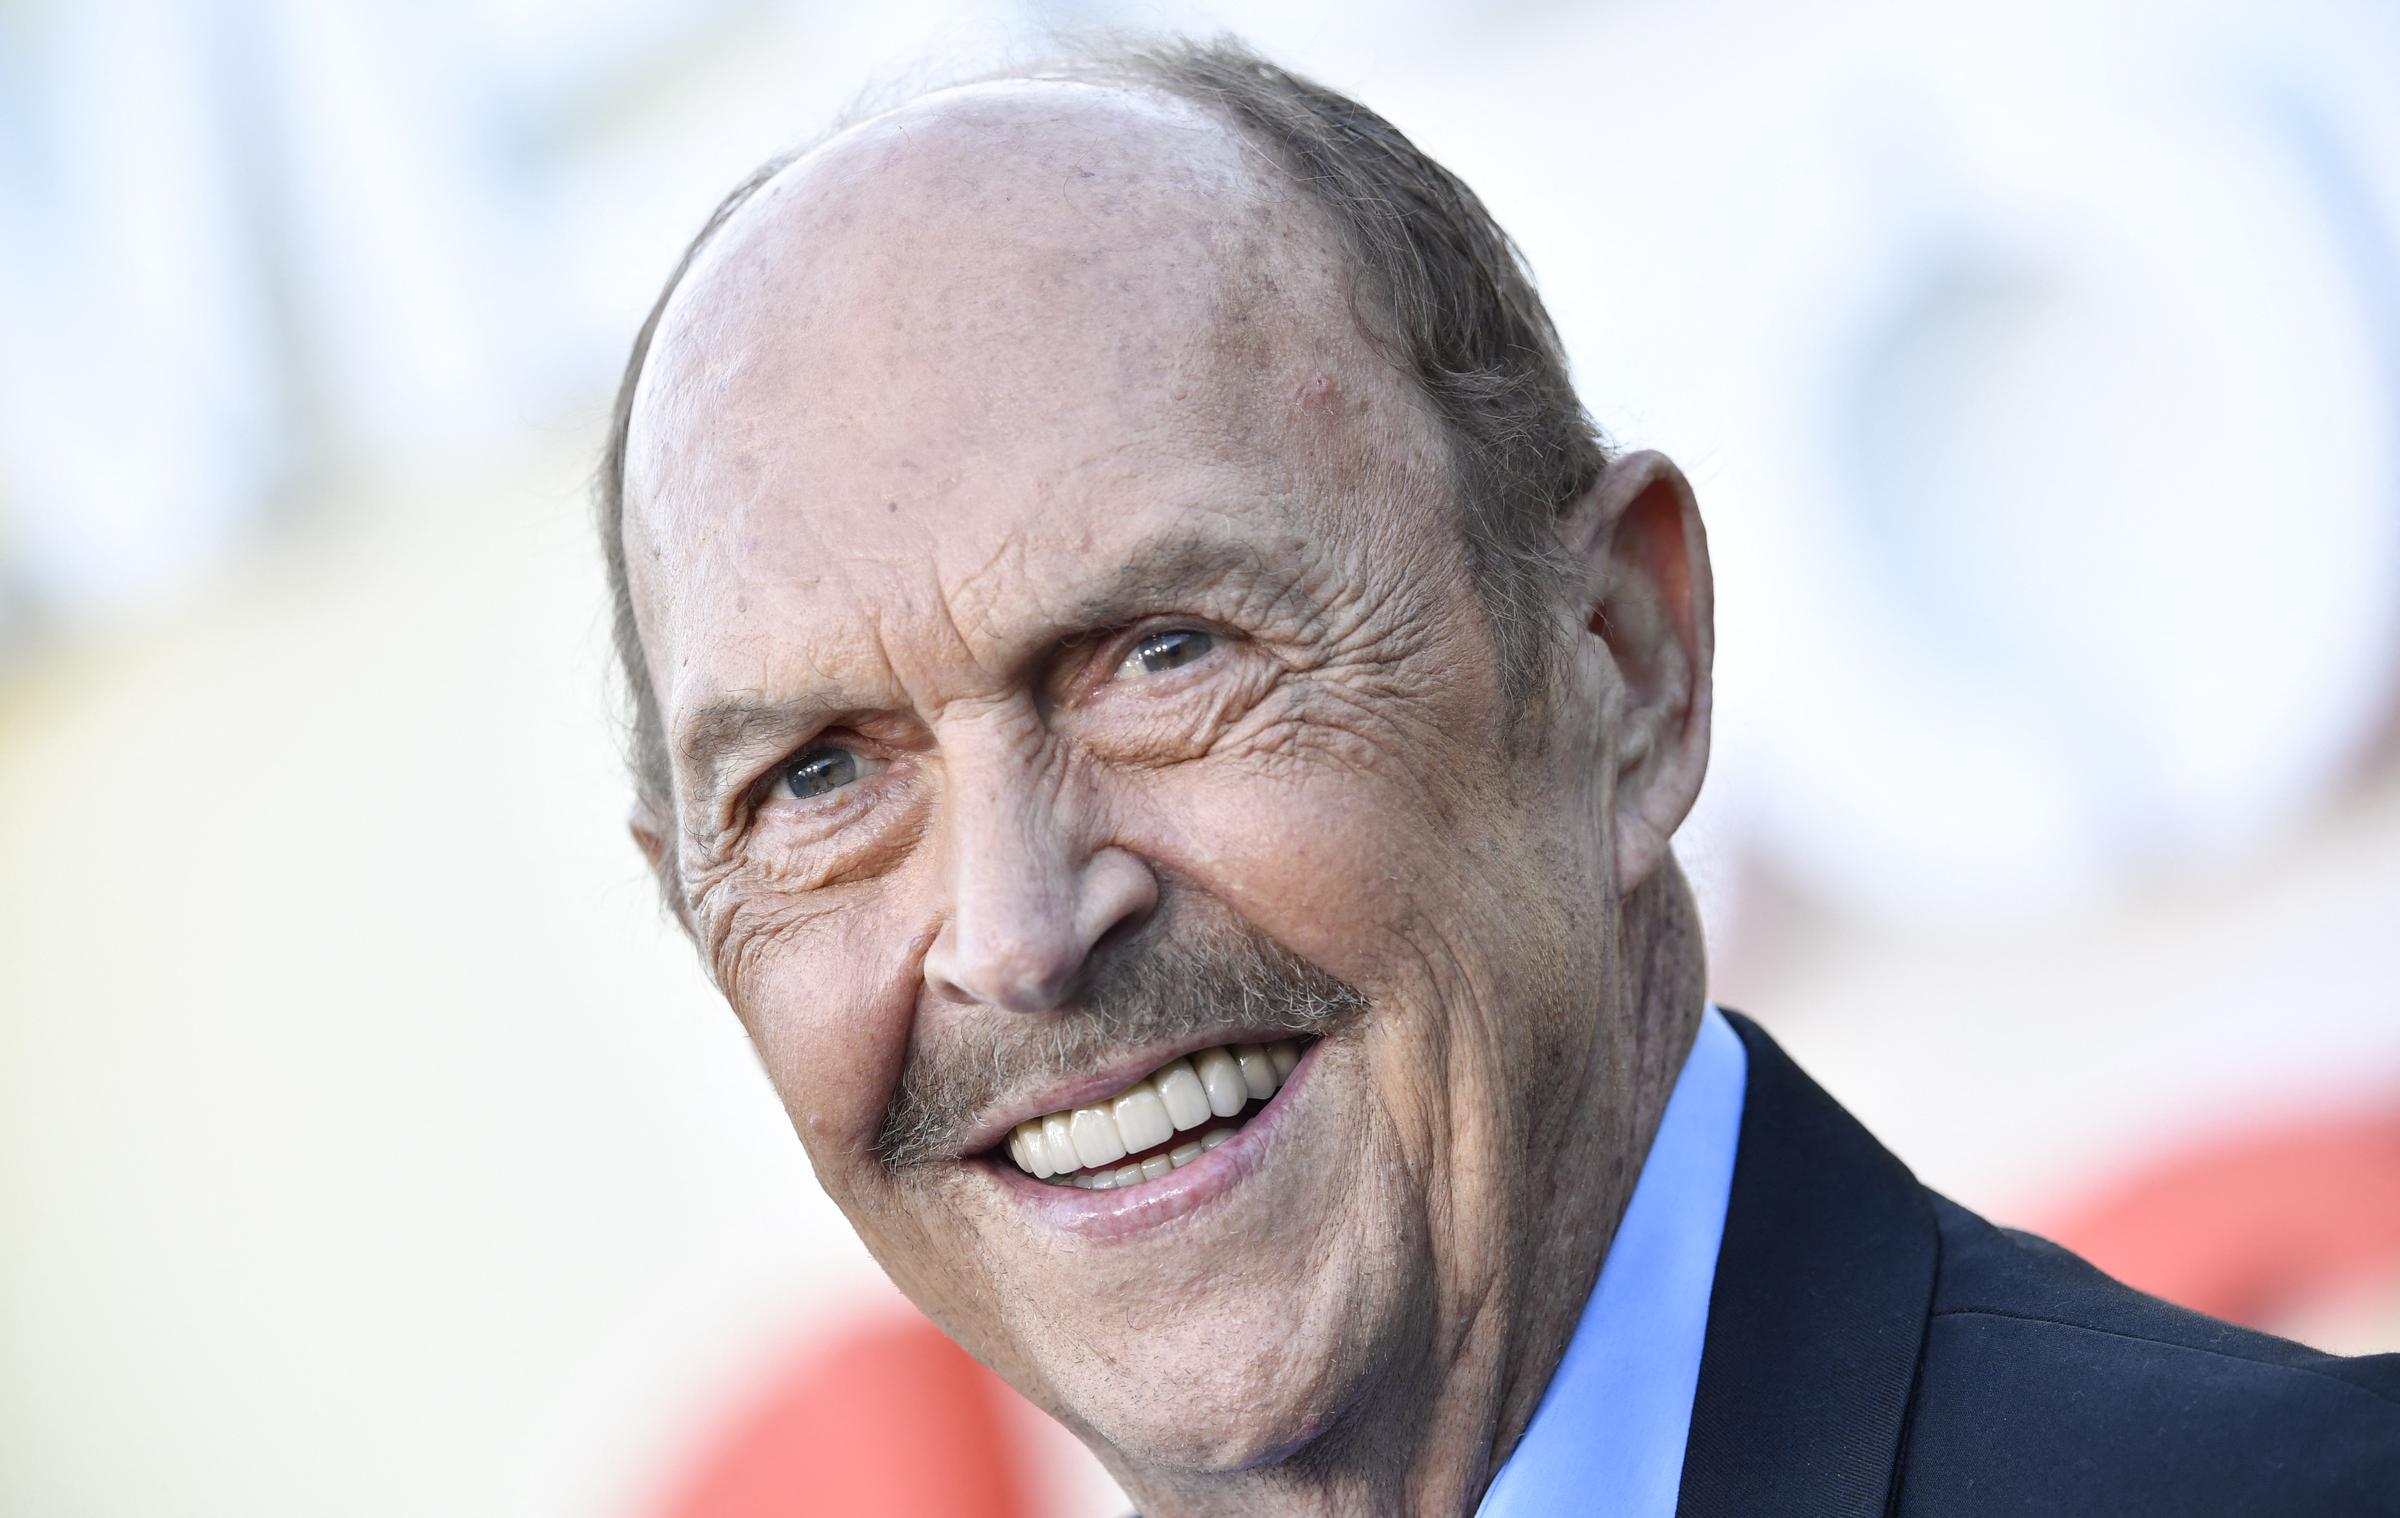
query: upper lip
957 1027 1316 1158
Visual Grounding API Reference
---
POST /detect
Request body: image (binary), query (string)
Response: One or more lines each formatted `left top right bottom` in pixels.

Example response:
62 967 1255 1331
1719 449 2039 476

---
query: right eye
1119 627 1218 677
777 745 883 801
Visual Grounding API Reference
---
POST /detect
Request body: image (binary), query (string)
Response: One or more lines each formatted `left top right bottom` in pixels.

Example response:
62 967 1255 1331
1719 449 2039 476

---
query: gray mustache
876 917 1368 1170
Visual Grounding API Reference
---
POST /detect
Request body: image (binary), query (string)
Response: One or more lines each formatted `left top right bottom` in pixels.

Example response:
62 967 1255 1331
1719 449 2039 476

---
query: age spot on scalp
1293 372 1337 414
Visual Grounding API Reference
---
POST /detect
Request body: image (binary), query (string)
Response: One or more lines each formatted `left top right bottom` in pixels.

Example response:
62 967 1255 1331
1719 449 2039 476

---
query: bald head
635 80 1307 423
624 80 1389 682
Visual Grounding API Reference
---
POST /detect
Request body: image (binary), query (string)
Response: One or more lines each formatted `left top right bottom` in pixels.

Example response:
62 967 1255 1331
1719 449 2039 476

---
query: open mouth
996 1038 1313 1190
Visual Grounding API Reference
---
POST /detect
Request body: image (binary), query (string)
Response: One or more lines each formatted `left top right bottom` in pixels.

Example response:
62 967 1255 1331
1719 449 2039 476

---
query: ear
627 799 689 927
1563 450 1714 895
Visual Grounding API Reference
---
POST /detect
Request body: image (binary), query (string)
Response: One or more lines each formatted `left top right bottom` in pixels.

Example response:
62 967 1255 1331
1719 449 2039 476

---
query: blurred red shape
2046 1101 2400 1339
656 1306 1035 1518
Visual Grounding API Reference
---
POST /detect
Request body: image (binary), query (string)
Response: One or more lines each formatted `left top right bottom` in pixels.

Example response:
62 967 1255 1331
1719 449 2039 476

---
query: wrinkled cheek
703 884 921 1169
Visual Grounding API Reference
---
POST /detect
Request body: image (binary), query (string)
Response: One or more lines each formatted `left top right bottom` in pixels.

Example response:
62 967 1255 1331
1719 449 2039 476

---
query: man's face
622 85 1634 1473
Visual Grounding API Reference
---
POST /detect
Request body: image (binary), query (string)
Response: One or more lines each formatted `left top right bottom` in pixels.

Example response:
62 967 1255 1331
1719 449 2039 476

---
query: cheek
712 883 923 1172
1142 780 1377 944
1124 734 1497 1003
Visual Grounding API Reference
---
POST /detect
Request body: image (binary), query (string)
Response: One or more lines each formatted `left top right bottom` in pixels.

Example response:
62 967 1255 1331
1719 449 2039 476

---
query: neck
1479 863 1707 1487
1113 865 1709 1518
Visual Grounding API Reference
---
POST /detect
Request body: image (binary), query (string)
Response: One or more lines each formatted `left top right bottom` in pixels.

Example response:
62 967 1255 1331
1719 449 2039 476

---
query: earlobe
628 800 670 872
627 800 691 927
1568 450 1715 893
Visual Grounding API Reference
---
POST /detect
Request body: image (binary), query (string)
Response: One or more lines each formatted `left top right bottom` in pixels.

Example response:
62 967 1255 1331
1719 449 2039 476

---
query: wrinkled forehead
619 78 1444 743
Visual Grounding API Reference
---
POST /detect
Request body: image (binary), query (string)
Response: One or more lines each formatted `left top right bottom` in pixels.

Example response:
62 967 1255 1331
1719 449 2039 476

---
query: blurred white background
4 1 2397 1514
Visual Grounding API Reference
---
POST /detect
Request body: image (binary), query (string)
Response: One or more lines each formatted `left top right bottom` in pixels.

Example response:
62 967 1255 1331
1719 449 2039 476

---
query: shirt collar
1475 1004 1749 1518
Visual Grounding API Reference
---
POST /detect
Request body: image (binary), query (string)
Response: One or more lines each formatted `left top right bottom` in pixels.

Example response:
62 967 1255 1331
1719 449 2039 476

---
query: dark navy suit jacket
1678 1013 2400 1516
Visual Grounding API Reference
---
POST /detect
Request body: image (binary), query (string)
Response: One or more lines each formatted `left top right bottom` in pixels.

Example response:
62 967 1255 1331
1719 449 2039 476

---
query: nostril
928 928 1077 1013
1089 905 1152 962
1079 845 1159 959
989 958 1077 1015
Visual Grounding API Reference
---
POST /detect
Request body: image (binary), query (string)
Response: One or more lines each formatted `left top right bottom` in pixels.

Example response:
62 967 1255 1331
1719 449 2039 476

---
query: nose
921 762 1157 1014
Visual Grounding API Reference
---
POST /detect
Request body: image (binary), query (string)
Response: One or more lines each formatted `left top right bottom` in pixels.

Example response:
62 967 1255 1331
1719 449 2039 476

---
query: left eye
1120 628 1216 676
778 746 878 801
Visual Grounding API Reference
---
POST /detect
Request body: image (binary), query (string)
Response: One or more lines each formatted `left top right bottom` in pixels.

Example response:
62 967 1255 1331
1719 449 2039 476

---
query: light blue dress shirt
1475 1005 1749 1518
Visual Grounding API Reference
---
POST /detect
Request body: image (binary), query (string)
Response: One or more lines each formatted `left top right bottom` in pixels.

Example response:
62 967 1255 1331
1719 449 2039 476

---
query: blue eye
780 746 863 800
1123 628 1215 675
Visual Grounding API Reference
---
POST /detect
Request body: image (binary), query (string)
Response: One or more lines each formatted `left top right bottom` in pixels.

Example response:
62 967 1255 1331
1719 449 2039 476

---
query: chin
1010 1246 1411 1482
1066 1353 1340 1475
871 1020 1441 1481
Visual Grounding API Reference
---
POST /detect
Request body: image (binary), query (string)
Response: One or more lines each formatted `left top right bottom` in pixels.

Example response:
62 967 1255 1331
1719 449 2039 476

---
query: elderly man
598 38 2398 1518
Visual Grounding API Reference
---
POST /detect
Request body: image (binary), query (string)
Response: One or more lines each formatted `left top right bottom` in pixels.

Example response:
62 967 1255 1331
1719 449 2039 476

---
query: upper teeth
1006 1040 1301 1185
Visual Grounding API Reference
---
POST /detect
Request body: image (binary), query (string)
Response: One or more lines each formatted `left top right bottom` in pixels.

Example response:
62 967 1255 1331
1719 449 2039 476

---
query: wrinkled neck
1484 862 1706 1475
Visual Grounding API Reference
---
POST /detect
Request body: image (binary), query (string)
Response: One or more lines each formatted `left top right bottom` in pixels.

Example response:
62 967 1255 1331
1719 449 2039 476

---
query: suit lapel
1674 1013 1939 1518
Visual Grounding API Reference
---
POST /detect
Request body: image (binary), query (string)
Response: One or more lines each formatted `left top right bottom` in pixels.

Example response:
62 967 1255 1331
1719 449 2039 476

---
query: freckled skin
621 80 1715 1518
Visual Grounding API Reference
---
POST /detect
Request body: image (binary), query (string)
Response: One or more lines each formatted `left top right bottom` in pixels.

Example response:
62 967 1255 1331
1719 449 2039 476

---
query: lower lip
978 1038 1325 1241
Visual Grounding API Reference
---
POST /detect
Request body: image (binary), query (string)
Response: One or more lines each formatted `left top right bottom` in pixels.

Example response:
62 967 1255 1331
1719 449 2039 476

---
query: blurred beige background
5 1 2398 1513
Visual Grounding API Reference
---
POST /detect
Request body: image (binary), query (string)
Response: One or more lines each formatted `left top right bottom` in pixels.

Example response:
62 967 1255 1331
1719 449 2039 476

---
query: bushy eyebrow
674 528 1313 811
